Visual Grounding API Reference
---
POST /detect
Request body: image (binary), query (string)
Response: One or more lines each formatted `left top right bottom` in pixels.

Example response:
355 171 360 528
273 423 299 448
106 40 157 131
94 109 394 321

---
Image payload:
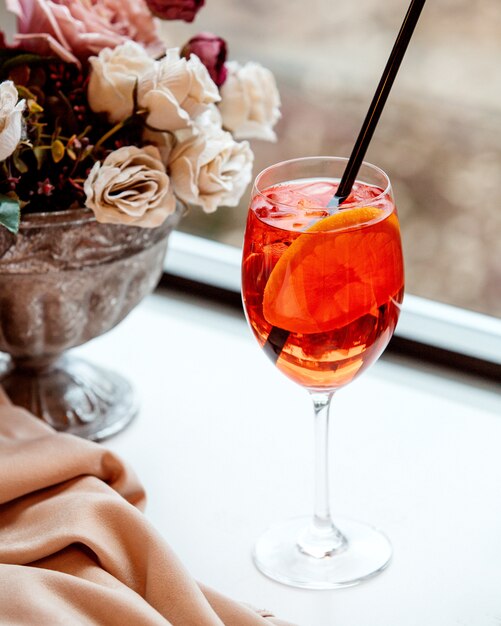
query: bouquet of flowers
0 0 281 234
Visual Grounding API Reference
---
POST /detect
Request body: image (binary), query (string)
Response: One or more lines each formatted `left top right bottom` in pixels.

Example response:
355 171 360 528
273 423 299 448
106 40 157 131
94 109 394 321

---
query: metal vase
0 206 182 440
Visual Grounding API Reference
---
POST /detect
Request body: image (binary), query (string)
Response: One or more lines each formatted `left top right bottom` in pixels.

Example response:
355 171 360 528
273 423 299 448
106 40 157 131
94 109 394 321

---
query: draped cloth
0 388 295 626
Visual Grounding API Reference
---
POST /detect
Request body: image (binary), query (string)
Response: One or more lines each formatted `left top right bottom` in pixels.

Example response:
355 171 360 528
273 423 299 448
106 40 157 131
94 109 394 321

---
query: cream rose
0 80 25 161
142 127 175 166
84 145 176 228
88 42 156 123
169 122 253 213
219 61 281 141
137 48 220 132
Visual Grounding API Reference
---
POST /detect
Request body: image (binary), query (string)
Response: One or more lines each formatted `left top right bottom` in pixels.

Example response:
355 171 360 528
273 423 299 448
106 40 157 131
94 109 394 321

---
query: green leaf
0 53 56 81
33 146 46 169
12 151 29 174
0 54 34 80
0 195 21 234
51 139 65 163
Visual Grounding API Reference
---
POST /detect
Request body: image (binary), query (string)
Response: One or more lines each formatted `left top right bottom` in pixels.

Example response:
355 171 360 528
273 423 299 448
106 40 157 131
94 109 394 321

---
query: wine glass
241 156 404 589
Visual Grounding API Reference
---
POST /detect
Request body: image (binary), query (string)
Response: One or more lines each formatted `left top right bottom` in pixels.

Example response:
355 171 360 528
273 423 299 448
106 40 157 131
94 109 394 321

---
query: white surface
75 290 501 626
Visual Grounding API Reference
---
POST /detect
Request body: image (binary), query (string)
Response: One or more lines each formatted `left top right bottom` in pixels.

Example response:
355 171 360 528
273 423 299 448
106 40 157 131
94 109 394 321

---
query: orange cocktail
242 177 404 390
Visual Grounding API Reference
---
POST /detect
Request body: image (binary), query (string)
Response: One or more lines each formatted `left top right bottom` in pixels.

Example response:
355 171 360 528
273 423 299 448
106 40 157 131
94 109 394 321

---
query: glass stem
297 391 347 559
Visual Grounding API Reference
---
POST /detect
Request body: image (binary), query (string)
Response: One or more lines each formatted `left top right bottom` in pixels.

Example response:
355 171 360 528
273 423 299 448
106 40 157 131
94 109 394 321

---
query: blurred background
162 0 501 318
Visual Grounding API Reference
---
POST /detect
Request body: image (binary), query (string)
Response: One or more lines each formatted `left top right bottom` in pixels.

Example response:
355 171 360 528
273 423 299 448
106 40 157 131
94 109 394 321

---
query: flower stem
93 120 126 151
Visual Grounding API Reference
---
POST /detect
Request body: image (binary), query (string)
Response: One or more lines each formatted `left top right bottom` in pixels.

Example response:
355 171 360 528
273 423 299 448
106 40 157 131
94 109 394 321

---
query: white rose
169 124 253 214
172 104 224 146
219 61 281 141
84 145 176 228
138 48 220 132
88 42 156 123
142 127 175 166
0 80 25 161
196 104 223 129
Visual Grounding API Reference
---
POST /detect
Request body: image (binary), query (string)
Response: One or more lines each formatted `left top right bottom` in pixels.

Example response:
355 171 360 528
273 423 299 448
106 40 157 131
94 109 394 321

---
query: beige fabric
0 388 295 625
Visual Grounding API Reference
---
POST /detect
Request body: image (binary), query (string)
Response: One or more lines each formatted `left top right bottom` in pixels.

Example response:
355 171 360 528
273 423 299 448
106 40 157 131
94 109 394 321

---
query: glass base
253 515 391 589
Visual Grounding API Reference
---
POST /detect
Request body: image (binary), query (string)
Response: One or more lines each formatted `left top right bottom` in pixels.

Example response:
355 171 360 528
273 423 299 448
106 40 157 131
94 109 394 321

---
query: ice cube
297 198 315 210
263 242 289 265
300 181 338 196
347 183 383 204
304 209 329 218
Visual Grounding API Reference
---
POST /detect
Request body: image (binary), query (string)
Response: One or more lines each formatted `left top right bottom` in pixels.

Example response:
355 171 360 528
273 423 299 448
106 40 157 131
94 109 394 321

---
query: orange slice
263 207 403 334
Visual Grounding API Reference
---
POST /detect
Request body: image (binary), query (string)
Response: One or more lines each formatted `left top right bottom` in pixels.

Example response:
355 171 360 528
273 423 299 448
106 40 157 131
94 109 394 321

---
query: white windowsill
165 231 501 365
74 288 501 626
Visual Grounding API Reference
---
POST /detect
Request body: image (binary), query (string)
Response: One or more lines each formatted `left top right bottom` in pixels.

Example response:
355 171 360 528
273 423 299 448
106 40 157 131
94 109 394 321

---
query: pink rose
144 0 205 22
6 0 165 65
181 32 227 87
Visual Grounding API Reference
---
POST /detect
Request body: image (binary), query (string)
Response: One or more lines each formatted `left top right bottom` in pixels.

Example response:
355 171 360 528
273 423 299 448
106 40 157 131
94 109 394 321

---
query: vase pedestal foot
0 354 138 441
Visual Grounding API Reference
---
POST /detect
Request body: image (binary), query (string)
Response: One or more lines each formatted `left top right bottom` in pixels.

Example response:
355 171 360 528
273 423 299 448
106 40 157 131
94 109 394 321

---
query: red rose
181 32 228 87
145 0 205 22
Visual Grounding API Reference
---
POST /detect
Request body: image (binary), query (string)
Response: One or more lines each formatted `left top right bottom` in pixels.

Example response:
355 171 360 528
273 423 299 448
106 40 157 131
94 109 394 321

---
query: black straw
328 0 426 209
263 0 427 362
